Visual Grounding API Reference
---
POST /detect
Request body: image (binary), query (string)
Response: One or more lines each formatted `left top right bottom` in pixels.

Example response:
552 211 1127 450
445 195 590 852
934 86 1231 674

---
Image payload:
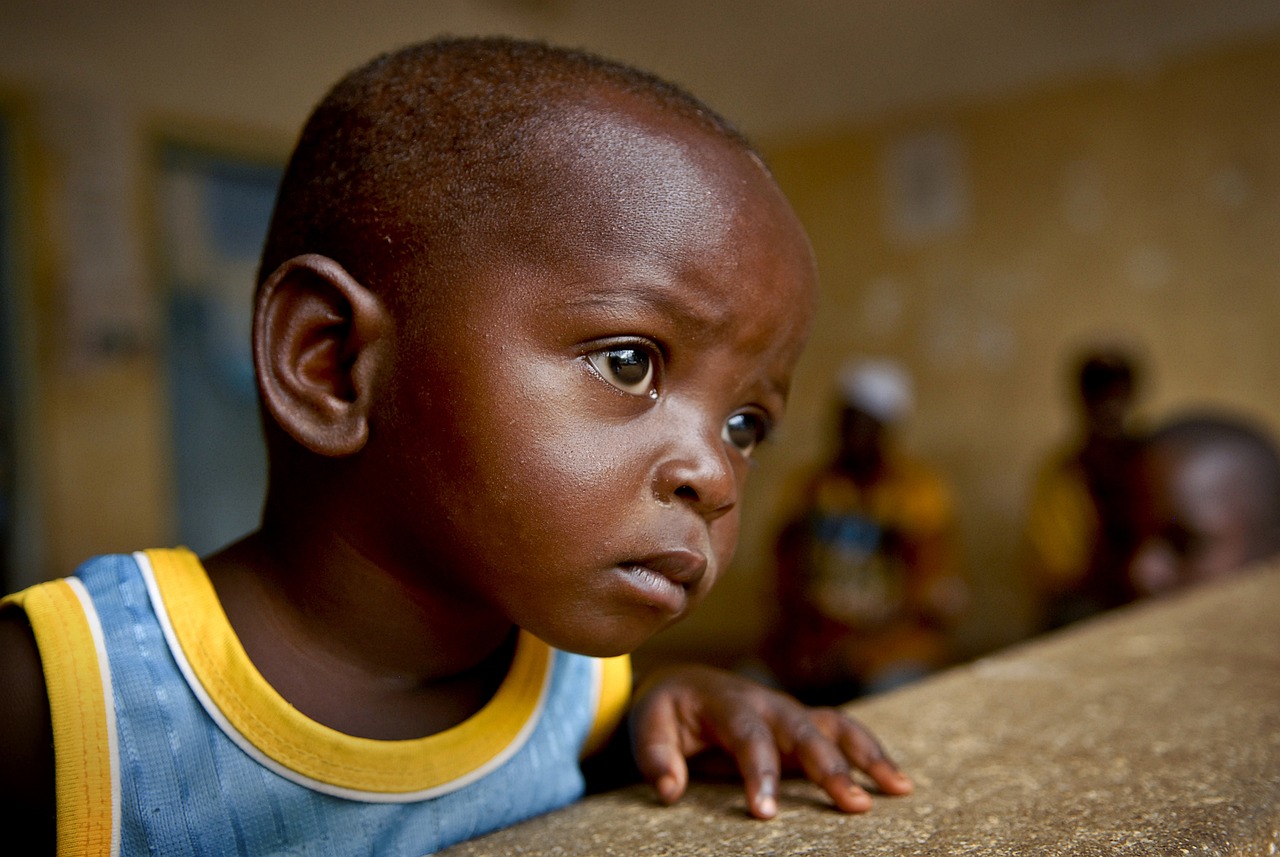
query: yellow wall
651 34 1280 663
9 31 1280 663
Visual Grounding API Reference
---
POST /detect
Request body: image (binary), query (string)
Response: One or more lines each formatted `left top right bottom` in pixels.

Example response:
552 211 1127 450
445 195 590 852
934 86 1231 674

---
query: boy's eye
723 411 770 457
587 347 656 397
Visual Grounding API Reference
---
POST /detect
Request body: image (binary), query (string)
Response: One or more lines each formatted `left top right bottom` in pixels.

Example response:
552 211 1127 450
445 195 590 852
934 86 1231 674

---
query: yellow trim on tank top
145 548 553 795
3 580 116 857
583 652 631 758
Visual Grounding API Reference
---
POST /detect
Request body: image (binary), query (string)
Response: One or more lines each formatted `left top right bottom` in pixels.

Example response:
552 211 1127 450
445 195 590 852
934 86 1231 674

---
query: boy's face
1128 444 1259 596
359 96 817 657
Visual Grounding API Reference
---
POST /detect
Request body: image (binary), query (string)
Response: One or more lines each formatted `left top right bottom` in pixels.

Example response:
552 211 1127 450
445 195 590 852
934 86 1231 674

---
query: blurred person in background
764 358 966 705
1024 347 1145 630
1128 410 1280 598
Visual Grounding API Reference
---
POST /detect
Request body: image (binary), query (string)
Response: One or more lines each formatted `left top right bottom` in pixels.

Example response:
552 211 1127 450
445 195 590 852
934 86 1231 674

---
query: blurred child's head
250 37 818 655
1129 412 1280 597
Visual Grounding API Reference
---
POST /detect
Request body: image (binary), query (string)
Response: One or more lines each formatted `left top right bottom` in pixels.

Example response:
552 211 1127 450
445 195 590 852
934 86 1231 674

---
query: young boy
1128 411 1280 597
0 37 911 855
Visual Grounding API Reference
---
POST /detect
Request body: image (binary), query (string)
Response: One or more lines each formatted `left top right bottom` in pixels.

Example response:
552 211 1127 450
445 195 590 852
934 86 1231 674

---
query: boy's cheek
704 514 741 591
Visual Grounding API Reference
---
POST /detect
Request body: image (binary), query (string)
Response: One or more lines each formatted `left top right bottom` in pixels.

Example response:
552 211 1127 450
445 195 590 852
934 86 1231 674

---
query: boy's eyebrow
553 286 725 332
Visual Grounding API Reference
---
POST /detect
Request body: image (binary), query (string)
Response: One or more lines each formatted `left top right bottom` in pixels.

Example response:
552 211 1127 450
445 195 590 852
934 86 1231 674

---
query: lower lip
615 564 688 614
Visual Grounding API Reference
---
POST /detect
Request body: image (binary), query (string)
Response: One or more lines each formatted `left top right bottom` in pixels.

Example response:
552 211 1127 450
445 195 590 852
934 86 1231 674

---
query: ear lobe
255 254 390 457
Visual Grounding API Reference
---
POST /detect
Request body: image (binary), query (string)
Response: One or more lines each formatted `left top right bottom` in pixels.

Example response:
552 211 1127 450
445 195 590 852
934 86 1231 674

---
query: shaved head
258 37 754 315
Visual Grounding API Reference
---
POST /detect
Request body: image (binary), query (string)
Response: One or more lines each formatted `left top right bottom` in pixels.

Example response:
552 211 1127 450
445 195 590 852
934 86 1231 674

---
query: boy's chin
534 616 678 659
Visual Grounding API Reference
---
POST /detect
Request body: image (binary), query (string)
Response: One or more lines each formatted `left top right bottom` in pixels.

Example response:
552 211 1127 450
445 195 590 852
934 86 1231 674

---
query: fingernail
657 774 679 804
756 775 778 818
846 783 873 810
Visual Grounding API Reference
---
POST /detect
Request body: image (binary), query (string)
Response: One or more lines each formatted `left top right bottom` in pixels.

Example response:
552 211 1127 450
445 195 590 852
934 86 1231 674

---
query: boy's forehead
391 89 816 350
513 96 810 269
529 103 748 215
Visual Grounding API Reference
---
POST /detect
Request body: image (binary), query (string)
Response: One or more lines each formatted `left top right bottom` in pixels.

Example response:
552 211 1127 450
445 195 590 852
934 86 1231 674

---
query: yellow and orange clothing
767 455 964 701
1025 449 1100 595
1023 437 1141 628
2 549 630 856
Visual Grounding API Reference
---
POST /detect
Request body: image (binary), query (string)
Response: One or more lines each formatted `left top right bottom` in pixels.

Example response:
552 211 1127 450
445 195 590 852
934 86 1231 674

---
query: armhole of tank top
582 653 632 759
9 577 120 857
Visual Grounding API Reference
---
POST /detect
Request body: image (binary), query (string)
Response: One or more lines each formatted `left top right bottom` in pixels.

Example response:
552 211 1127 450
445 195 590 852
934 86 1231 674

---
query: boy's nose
1128 541 1179 597
653 418 737 521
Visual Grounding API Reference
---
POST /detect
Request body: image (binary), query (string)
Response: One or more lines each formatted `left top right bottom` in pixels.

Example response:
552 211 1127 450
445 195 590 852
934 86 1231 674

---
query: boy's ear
254 254 391 457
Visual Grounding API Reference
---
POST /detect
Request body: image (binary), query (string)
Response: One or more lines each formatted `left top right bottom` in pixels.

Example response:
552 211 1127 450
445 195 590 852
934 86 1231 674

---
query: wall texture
2 9 1279 664
678 35 1280 663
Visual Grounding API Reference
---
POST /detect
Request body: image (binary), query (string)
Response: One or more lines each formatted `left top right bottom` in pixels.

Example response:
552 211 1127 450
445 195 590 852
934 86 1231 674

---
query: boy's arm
0 609 56 854
628 664 912 819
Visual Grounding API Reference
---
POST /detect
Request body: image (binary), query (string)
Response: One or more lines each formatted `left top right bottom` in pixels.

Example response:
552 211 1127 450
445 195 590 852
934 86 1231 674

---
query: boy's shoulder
0 603 55 851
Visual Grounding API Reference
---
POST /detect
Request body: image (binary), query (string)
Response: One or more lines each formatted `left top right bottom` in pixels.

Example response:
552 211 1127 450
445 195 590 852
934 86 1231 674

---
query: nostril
672 482 735 520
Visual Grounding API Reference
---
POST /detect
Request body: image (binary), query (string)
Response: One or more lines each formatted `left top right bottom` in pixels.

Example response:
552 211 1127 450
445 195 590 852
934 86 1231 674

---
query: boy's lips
627 549 708 586
615 549 708 613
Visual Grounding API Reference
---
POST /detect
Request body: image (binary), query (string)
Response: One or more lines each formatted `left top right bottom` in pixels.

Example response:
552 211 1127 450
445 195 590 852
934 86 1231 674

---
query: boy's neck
203 529 518 740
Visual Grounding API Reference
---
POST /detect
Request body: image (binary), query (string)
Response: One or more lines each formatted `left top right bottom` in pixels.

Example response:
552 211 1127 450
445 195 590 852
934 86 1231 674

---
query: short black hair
258 36 754 309
1076 348 1138 403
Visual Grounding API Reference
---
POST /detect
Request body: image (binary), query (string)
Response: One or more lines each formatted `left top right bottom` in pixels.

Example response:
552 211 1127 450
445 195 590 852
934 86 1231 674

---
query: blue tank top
5 549 631 856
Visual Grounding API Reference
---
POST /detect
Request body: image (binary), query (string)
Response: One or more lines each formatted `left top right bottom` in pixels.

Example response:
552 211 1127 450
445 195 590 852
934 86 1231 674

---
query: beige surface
444 565 1280 856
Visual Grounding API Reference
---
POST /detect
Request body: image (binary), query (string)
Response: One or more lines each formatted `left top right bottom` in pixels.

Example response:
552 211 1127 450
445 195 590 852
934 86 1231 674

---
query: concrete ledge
443 563 1280 856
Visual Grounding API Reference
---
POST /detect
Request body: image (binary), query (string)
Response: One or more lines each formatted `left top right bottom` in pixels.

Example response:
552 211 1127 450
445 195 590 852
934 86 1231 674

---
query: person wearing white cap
838 358 915 426
764 358 966 705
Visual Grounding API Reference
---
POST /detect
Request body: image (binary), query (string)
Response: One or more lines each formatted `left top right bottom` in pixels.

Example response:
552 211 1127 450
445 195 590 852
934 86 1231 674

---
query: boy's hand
628 664 912 819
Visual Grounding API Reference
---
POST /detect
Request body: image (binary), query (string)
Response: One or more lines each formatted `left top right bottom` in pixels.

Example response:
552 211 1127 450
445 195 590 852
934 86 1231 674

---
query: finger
828 711 914 795
784 715 874 814
721 720 782 819
630 699 691 806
